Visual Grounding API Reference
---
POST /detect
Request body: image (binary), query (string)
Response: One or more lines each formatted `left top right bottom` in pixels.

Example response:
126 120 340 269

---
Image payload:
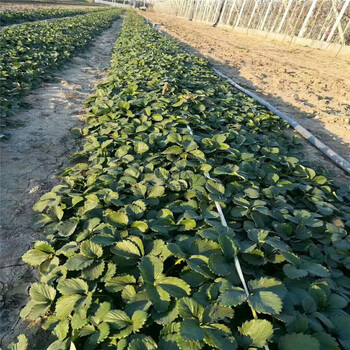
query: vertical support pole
298 0 317 37
247 0 259 29
259 0 273 30
225 1 234 25
327 0 349 42
212 0 223 24
227 0 238 26
235 0 249 27
217 0 228 25
191 0 200 20
330 0 346 43
277 0 293 33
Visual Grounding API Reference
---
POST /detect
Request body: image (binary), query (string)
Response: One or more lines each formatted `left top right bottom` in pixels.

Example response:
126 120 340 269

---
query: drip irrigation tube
146 18 350 176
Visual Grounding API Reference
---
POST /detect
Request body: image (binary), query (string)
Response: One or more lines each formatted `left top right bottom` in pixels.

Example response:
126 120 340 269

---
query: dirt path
0 18 122 348
141 12 350 175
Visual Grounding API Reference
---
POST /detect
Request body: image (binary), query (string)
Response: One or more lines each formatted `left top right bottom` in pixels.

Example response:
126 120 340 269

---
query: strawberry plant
0 9 123 121
16 11 350 350
0 8 100 26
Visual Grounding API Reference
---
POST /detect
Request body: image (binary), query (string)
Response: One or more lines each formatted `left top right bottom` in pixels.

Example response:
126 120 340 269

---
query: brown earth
141 12 350 179
0 18 122 348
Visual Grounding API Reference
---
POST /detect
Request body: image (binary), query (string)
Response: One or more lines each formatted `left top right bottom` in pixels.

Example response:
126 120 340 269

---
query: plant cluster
0 9 123 120
0 8 100 26
18 11 350 350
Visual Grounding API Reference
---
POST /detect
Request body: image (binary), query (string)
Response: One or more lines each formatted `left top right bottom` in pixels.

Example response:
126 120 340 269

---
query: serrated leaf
132 310 148 332
57 278 88 295
180 319 204 341
146 285 170 312
32 214 53 229
7 334 28 350
152 302 178 325
219 287 247 307
134 142 149 154
55 319 69 341
208 254 231 275
206 179 225 196
279 333 320 350
283 264 308 279
105 275 136 293
178 297 204 320
239 319 273 348
55 294 82 318
30 282 56 302
105 209 129 226
104 309 131 328
204 304 235 323
82 261 105 280
111 240 141 261
131 183 147 197
81 240 103 258
58 218 79 237
163 146 183 155
148 185 165 198
139 256 163 284
22 249 50 266
312 333 340 350
156 277 191 297
248 291 282 314
66 254 93 271
302 262 330 277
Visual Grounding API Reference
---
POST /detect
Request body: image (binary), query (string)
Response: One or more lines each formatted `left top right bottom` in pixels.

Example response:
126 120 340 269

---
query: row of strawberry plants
0 8 100 26
19 11 350 350
0 9 123 121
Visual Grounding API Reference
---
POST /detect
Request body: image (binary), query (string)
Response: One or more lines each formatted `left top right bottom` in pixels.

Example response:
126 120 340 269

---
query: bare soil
0 18 122 348
141 12 350 177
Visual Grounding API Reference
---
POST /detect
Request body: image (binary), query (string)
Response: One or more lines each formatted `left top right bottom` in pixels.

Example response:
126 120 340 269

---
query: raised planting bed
0 8 100 26
15 11 350 350
0 8 124 121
